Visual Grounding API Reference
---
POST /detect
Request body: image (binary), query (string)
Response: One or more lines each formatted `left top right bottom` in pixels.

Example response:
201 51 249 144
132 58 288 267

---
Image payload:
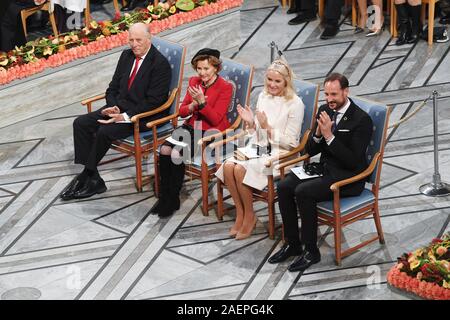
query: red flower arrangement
387 232 450 300
0 0 243 86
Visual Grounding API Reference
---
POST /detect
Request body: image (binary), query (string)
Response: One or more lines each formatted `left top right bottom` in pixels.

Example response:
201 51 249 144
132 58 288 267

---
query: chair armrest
208 129 247 149
130 88 178 123
81 93 106 113
265 130 311 168
330 152 380 192
198 117 242 146
81 93 106 106
275 154 310 171
146 112 179 129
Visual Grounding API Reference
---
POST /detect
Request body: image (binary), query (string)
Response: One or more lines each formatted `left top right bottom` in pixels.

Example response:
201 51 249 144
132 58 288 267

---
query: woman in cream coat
216 60 304 240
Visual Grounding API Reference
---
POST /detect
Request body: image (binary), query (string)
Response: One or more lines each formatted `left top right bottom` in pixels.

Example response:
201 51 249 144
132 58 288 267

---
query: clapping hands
237 104 254 125
188 85 206 104
98 106 125 124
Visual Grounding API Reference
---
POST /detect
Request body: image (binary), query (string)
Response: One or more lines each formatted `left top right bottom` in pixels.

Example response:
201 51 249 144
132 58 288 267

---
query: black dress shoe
157 201 179 218
268 243 303 264
150 199 164 214
440 16 450 25
73 177 107 199
60 176 85 201
288 11 317 25
320 24 339 39
288 250 321 272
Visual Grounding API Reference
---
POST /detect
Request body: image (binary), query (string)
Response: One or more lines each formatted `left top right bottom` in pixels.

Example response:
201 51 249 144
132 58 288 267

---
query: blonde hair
264 59 296 100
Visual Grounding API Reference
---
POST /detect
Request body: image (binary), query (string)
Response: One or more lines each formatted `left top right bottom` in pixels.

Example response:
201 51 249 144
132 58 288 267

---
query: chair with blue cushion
215 79 320 239
151 58 254 216
277 96 391 265
81 36 186 192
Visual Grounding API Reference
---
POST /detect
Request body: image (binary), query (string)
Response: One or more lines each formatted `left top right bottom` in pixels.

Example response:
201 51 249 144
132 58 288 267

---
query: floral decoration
387 232 450 300
0 0 243 85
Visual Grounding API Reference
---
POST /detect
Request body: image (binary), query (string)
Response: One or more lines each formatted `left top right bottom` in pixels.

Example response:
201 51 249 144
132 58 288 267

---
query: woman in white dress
216 60 305 240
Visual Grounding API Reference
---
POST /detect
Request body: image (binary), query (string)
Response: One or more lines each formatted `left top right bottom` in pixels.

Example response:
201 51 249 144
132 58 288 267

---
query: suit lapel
121 51 135 90
335 100 356 130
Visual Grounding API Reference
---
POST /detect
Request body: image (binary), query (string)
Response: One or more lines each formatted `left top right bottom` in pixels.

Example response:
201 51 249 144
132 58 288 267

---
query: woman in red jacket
151 48 233 218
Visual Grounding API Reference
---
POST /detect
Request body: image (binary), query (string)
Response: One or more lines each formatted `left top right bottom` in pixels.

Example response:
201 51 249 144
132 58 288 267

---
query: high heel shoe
366 23 385 37
235 216 258 240
229 226 239 237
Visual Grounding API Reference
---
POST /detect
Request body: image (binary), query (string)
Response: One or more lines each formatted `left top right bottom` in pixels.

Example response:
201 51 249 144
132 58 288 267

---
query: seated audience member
60 23 171 200
150 48 233 218
355 0 385 36
0 0 46 52
268 73 373 272
394 0 422 45
215 60 305 240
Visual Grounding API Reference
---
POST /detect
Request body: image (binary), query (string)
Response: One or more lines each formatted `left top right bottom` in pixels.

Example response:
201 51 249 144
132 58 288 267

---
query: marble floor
0 0 449 300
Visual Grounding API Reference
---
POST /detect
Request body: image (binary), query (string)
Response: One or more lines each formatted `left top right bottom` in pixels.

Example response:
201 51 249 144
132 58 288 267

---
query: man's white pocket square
338 129 350 132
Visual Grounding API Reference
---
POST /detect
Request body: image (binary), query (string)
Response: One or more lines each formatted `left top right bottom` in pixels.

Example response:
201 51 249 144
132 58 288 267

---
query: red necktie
128 57 141 90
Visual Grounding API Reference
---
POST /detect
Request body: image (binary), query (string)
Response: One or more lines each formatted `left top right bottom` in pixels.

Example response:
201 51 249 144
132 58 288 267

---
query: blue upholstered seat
317 189 375 215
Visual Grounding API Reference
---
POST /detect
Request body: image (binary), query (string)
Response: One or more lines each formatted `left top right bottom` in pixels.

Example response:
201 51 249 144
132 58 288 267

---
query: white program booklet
166 136 189 148
290 166 322 180
236 145 260 160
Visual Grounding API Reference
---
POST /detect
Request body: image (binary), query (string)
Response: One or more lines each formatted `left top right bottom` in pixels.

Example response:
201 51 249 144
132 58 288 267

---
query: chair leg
334 218 342 266
200 167 209 216
428 1 435 46
85 1 91 27
153 152 160 197
268 200 275 240
217 179 224 221
352 0 357 27
113 0 120 13
134 151 143 192
49 11 59 37
373 204 385 244
318 0 324 21
21 12 28 39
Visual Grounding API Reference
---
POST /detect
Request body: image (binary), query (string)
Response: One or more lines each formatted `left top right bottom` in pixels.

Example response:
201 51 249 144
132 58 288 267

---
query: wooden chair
152 59 254 216
21 1 58 38
215 79 320 239
390 0 440 46
81 37 186 192
277 97 391 265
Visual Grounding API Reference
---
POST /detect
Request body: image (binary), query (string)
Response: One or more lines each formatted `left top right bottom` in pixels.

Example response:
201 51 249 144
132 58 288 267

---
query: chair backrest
218 59 254 126
151 37 186 120
349 96 391 185
293 79 319 136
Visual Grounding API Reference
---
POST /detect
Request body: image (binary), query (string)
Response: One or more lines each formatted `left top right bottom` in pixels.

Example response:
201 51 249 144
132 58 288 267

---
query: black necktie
331 111 338 132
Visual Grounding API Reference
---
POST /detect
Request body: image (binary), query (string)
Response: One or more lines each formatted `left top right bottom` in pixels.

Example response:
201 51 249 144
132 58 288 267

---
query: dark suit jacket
105 45 171 128
306 99 373 195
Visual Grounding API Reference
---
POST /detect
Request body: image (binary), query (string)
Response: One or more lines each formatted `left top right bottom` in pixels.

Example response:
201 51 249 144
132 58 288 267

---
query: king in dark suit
60 23 171 200
268 73 373 272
